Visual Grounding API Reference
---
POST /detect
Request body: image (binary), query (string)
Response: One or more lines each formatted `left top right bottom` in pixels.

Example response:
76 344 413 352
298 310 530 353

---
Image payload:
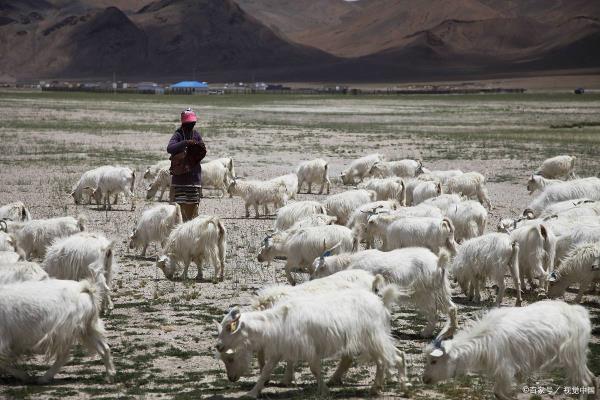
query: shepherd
167 108 207 221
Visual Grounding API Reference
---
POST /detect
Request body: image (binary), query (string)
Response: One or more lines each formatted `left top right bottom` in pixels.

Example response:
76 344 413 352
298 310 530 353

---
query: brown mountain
0 0 336 80
236 0 600 80
0 0 599 82
129 0 335 78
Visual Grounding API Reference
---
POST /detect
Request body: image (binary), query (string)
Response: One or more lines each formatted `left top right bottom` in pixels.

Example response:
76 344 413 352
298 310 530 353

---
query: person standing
167 108 206 221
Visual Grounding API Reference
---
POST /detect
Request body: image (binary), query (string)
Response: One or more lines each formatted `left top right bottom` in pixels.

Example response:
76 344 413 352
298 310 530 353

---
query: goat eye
431 360 437 365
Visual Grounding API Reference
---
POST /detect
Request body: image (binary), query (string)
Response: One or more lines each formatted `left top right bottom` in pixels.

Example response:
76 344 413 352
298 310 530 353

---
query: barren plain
0 90 599 399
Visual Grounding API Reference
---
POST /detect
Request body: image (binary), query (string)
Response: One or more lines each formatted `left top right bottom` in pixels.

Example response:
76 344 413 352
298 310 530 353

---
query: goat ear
229 320 243 334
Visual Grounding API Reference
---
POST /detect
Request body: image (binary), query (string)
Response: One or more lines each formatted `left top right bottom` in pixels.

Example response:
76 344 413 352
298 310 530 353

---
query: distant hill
0 0 335 81
0 0 599 82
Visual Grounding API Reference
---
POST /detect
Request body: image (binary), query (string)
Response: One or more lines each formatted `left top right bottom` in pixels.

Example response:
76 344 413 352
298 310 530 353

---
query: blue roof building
170 81 209 94
171 81 208 88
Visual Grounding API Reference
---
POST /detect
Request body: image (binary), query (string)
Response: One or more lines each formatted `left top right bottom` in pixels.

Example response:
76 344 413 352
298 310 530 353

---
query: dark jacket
167 128 206 185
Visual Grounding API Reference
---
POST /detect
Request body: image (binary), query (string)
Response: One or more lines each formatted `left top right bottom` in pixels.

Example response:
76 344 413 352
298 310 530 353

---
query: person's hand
186 140 197 145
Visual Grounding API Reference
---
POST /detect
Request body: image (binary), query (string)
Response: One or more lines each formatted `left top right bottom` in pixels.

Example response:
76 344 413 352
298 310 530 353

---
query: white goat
145 168 170 201
0 279 115 383
423 194 463 212
71 166 115 205
361 205 443 250
254 269 377 310
446 172 492 209
156 215 226 282
535 155 576 179
451 233 521 306
346 200 399 248
274 201 327 231
412 180 443 205
423 300 594 400
443 200 488 242
540 199 600 220
270 173 298 201
234 270 379 387
358 177 405 205
0 261 48 284
289 214 338 230
202 160 232 198
368 159 423 179
257 225 355 285
323 189 376 226
209 157 236 180
43 232 116 314
296 158 330 194
340 153 384 184
130 204 182 256
428 170 463 185
554 224 600 267
526 174 561 195
143 160 170 181
509 223 556 293
405 177 440 205
228 178 288 218
525 177 600 218
538 198 598 218
312 247 456 338
385 216 458 255
11 215 86 260
215 290 407 398
92 166 136 211
548 241 600 303
0 201 31 221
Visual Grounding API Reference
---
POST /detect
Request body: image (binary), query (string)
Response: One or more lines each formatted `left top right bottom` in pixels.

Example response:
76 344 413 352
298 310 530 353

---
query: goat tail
437 249 450 270
381 284 412 311
509 240 520 275
77 214 87 231
174 203 183 225
130 170 136 193
351 232 359 252
20 204 31 221
372 273 386 293
216 218 227 272
102 241 115 283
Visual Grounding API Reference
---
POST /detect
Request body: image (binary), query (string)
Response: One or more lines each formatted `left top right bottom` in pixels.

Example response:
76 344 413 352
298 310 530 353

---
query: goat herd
0 152 599 399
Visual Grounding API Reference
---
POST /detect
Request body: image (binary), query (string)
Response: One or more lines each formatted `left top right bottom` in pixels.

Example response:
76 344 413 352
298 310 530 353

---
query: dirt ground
0 90 599 399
